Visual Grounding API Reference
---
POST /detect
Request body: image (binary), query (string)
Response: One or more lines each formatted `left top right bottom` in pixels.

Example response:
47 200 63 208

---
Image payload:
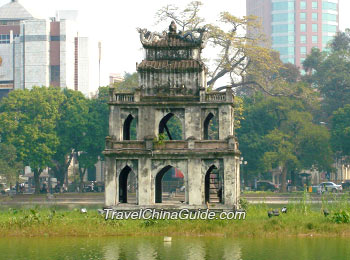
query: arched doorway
155 165 185 203
203 112 218 140
159 113 183 140
123 114 137 140
118 166 137 203
205 165 222 203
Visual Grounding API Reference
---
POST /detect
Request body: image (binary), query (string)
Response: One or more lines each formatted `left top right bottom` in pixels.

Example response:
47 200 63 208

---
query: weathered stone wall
139 71 203 95
109 103 234 142
104 156 240 207
105 156 117 206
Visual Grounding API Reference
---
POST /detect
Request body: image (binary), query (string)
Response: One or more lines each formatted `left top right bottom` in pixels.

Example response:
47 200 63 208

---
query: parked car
256 181 279 192
341 180 350 190
319 182 342 193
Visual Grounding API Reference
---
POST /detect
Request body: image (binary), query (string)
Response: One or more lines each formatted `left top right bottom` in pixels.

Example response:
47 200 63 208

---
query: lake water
0 236 349 260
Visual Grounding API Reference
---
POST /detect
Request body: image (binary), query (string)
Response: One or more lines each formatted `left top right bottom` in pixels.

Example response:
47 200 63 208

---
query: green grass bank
1 193 350 238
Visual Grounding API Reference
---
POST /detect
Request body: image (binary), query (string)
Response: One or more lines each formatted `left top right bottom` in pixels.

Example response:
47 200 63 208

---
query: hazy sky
0 0 348 93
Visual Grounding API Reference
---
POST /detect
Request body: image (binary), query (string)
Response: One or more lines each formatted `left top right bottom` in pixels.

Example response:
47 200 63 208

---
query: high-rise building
0 0 89 99
246 0 339 69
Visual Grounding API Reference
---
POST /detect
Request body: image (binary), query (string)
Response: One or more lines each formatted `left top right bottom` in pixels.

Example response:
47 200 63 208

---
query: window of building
322 35 334 45
300 35 307 43
323 13 337 22
50 65 60 84
281 57 295 64
300 24 307 32
322 1 337 11
312 35 318 43
272 35 295 45
312 24 318 32
312 2 318 9
312 13 318 21
300 1 307 9
272 1 295 11
272 13 295 22
272 24 295 33
0 20 19 26
300 12 307 21
300 58 306 64
0 34 10 44
322 24 337 32
50 36 60 41
275 46 295 56
300 46 307 55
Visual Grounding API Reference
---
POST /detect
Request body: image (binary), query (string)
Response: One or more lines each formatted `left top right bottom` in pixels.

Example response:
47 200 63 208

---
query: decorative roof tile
137 60 205 72
142 34 201 48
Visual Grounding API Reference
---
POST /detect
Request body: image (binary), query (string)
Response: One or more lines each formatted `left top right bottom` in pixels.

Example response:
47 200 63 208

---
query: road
0 192 346 206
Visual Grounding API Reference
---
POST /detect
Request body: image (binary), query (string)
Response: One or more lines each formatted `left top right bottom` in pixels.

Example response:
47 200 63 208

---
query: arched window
118 166 137 203
159 113 182 140
155 165 185 203
205 165 222 203
203 113 218 140
123 114 137 140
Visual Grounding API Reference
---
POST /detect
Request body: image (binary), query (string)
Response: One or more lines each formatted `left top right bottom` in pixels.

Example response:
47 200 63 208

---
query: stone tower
104 22 241 209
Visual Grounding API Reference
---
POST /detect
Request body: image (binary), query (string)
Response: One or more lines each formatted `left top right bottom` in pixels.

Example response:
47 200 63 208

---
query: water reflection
186 240 206 260
103 242 119 260
223 243 242 260
137 241 158 260
0 237 350 260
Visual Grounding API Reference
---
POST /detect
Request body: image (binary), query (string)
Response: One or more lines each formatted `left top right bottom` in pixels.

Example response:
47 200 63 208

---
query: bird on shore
268 209 280 218
281 207 287 214
323 209 330 217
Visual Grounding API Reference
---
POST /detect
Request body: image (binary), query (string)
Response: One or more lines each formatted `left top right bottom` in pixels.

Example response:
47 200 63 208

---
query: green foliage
330 29 350 52
154 133 166 145
0 144 23 185
76 98 108 186
113 72 138 93
237 94 333 190
332 210 350 224
0 87 64 192
163 115 183 140
239 197 249 210
303 31 350 117
331 104 350 156
0 86 109 192
51 89 90 183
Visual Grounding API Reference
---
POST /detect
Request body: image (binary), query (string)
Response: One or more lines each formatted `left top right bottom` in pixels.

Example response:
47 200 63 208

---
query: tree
51 89 90 186
76 99 108 190
0 144 23 186
303 31 350 119
113 72 138 93
156 1 204 32
262 129 299 192
237 94 333 192
156 1 314 100
331 104 350 157
0 87 64 193
330 29 350 52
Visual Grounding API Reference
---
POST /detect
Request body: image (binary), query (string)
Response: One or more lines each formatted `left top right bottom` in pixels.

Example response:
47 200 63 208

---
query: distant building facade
0 0 89 99
246 0 339 69
109 73 124 86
